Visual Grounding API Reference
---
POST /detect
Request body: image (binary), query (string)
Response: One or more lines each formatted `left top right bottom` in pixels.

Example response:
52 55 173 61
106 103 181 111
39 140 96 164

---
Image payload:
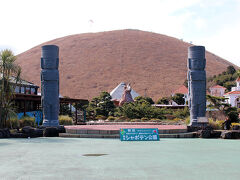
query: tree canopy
87 91 115 117
207 65 239 91
134 96 155 104
156 97 170 105
206 95 239 123
171 93 185 105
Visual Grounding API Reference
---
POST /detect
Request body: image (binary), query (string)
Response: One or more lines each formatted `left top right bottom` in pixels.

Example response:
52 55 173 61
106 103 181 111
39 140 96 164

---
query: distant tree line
85 91 188 120
207 65 240 92
156 93 185 105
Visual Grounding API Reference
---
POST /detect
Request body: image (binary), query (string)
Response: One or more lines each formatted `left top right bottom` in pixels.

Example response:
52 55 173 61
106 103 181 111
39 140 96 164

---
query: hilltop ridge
16 29 237 100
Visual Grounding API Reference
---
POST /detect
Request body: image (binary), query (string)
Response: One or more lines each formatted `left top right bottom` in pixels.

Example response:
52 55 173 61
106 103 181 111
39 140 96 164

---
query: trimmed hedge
6 118 19 129
19 116 36 127
59 115 73 125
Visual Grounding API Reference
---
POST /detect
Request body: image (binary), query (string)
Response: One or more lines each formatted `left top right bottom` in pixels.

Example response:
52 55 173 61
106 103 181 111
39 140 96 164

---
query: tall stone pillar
187 46 206 126
41 45 59 127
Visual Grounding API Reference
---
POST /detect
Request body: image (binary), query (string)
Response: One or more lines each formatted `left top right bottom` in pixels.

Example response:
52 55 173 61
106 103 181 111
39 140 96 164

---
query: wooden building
11 79 88 123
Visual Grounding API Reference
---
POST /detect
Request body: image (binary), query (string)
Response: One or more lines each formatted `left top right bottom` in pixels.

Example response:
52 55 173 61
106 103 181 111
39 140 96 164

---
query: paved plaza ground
1 138 240 180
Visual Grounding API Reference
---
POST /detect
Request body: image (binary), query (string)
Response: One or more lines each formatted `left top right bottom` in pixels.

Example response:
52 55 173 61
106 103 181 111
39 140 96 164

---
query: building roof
173 85 188 94
224 91 240 95
0 73 38 87
209 85 226 89
14 93 88 104
236 77 240 82
110 82 139 100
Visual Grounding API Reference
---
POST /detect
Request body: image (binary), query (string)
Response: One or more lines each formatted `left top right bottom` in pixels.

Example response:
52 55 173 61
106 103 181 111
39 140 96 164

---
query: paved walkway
65 125 187 130
1 138 240 180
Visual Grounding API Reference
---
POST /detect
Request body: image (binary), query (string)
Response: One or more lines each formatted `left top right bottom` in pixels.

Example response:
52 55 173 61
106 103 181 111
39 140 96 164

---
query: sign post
120 128 160 141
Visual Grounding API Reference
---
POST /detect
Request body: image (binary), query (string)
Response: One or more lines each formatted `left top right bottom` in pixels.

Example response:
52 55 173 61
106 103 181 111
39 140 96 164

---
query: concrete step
65 128 187 135
59 132 196 139
59 133 119 138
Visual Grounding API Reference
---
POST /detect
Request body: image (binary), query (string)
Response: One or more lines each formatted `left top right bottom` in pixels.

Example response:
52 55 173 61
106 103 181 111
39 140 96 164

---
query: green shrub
173 107 190 119
165 114 176 120
173 118 182 122
130 119 141 122
95 115 107 120
107 116 115 121
19 116 36 127
130 119 137 122
119 116 128 121
59 115 73 125
134 96 155 104
149 118 161 122
87 91 115 117
185 116 190 125
127 118 132 122
156 97 170 105
6 118 19 129
114 118 123 122
171 93 185 105
209 118 224 130
117 102 165 119
113 116 131 122
141 117 149 122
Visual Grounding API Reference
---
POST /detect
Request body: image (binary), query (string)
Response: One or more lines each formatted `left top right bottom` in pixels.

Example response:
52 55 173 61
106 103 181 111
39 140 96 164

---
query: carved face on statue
41 58 58 69
188 58 206 70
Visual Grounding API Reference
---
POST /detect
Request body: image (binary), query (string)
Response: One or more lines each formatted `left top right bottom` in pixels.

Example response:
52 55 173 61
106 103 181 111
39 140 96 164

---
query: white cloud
0 0 200 53
195 24 240 66
194 18 207 29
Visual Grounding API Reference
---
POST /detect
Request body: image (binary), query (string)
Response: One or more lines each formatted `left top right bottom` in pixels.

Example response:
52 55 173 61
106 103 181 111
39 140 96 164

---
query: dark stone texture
187 126 201 132
188 46 206 126
10 133 29 138
199 130 211 138
1 126 64 138
34 129 44 137
22 126 35 134
43 127 59 137
187 125 213 132
58 125 66 133
231 131 240 139
20 126 43 138
221 131 232 139
204 126 213 131
197 127 221 138
41 45 60 127
211 131 222 138
0 129 10 138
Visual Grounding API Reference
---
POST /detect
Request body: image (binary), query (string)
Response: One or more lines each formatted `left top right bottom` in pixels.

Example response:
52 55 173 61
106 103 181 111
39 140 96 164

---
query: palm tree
0 49 21 128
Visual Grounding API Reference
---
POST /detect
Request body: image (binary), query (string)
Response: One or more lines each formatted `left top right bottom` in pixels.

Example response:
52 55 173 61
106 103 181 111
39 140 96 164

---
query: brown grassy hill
16 29 237 101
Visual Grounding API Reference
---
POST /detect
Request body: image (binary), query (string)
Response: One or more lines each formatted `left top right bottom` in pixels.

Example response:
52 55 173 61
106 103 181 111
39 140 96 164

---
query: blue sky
0 0 240 66
175 1 239 38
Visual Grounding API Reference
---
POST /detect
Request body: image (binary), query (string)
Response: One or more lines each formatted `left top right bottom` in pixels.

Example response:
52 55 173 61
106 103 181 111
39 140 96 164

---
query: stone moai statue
187 46 206 126
41 45 59 127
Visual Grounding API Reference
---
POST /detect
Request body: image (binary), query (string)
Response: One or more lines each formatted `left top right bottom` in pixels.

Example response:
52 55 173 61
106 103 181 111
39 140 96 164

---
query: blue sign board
120 128 160 141
17 111 43 125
